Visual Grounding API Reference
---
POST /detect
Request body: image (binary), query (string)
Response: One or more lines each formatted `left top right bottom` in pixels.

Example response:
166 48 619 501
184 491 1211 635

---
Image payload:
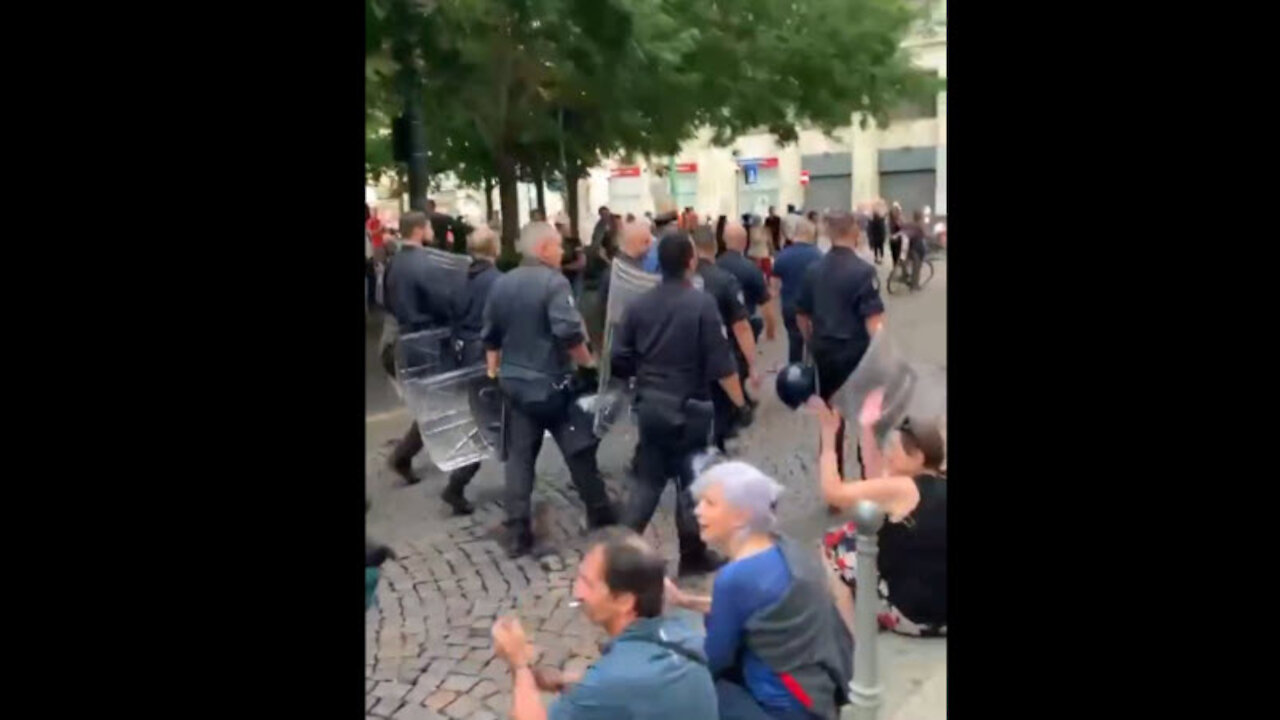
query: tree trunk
565 161 581 240
497 154 519 257
391 9 428 212
534 164 546 217
484 176 494 225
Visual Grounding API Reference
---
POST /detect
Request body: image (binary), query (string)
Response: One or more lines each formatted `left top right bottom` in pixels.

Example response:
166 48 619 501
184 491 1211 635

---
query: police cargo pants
624 420 709 559
502 399 612 531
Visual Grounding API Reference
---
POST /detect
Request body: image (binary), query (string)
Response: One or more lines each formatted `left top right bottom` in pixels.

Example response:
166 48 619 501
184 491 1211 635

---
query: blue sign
744 164 758 185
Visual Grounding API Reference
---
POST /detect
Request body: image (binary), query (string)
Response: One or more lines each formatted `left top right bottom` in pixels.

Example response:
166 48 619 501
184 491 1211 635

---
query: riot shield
390 249 499 471
827 330 946 449
591 258 661 436
400 364 502 471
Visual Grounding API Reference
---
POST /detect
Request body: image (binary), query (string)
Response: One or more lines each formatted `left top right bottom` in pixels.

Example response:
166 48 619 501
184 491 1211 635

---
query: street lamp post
849 500 886 720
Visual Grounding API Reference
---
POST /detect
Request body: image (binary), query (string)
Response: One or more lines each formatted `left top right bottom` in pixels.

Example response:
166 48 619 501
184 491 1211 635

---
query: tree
375 0 942 251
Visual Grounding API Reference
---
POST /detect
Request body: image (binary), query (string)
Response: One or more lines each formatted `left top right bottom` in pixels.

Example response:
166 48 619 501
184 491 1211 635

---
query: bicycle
885 254 934 295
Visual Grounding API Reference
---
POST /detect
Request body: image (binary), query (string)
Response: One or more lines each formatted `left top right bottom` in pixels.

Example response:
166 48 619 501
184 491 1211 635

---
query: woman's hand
858 388 885 428
664 577 687 610
811 397 842 441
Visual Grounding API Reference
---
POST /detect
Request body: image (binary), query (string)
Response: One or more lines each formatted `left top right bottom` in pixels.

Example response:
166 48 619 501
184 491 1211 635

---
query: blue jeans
715 679 816 720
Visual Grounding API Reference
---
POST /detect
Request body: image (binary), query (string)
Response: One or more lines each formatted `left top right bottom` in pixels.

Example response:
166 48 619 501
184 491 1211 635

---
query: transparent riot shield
591 259 661 436
827 330 946 449
400 364 502 471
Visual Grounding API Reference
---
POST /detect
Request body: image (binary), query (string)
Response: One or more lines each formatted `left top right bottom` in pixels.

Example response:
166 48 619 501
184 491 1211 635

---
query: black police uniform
796 245 885 477
717 248 771 343
695 258 750 452
383 244 464 480
482 259 615 556
610 275 739 571
437 257 504 514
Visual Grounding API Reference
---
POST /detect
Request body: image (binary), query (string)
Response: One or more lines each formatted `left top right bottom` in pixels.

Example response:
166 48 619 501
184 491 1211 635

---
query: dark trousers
448 461 480 488
366 259 378 308
390 420 423 469
889 239 902 268
715 679 817 720
623 418 708 559
503 398 611 530
870 238 884 261
908 252 924 288
814 349 864 478
782 305 804 364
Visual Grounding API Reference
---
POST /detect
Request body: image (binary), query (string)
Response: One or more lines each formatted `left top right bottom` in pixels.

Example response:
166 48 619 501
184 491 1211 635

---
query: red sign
737 157 779 169
610 166 641 178
800 170 811 185
676 162 698 173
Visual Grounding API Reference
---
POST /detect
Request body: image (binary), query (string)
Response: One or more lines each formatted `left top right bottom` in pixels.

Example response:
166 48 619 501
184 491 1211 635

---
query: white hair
792 217 816 242
519 221 558 255
691 461 784 535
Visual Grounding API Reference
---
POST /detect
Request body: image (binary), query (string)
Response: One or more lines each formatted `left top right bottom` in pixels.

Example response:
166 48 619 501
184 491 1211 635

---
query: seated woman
666 461 851 720
815 390 947 637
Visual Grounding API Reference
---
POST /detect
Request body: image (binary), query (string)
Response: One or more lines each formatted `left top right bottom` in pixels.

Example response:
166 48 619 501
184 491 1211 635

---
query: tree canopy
366 0 943 251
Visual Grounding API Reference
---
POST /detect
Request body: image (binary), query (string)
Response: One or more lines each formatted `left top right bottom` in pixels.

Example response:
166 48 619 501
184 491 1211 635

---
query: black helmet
775 362 817 410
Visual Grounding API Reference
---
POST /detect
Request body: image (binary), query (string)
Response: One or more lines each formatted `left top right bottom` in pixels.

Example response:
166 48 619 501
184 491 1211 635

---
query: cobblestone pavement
365 259 947 720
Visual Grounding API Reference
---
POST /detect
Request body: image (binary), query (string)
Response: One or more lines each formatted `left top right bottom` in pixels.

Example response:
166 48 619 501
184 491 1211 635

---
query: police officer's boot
677 544 727 578
585 501 619 530
440 465 477 516
388 422 424 485
504 520 535 559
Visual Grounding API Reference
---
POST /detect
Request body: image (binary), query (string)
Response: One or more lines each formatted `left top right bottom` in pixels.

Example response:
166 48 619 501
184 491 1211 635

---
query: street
364 257 947 720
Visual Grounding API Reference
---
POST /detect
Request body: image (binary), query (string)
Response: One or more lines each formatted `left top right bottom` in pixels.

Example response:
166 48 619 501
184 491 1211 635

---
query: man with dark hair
611 232 751 576
490 528 717 720
764 205 782 253
383 211 459 484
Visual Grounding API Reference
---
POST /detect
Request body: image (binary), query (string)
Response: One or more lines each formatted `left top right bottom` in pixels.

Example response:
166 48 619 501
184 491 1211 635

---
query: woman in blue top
666 461 845 720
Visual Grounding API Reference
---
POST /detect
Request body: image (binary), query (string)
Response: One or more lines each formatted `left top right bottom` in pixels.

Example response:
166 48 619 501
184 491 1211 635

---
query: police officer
611 232 753 576
795 210 885 483
384 211 458 485
482 221 617 558
691 226 758 452
718 221 778 362
597 220 652 310
437 224 504 515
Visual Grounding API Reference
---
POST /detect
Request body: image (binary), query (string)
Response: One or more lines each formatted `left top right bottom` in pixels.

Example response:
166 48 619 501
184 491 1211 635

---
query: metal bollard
849 500 886 720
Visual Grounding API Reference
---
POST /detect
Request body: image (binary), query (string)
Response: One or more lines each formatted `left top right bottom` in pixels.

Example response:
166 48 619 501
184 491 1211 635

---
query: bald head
619 221 652 259
825 210 861 248
691 226 717 258
723 222 747 252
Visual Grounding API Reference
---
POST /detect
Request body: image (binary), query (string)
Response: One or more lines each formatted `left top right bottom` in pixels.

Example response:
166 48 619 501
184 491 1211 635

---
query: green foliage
366 0 943 219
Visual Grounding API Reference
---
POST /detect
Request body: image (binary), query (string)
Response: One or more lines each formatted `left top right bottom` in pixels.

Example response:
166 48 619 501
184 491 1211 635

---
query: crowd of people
368 195 947 720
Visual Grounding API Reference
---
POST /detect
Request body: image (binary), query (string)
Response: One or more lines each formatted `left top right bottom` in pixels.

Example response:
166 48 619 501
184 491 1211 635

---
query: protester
591 206 612 248
887 203 904 272
904 210 928 289
771 217 824 363
491 527 718 720
556 213 587 300
867 201 887 264
764 206 783 253
815 391 947 637
666 461 853 720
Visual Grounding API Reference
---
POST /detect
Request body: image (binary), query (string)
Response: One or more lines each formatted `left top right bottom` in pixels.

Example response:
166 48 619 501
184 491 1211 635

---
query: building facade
581 9 946 229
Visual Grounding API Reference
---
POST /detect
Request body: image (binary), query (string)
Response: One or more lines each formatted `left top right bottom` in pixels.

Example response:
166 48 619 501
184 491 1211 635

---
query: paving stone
468 678 500 700
423 690 457 712
484 693 510 715
391 703 445 720
373 681 413 701
440 674 478 693
371 697 404 718
441 693 481 719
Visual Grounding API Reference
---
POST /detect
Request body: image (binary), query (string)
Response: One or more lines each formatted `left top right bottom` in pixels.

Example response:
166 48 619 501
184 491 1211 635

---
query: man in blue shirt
770 216 824 363
490 528 717 720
